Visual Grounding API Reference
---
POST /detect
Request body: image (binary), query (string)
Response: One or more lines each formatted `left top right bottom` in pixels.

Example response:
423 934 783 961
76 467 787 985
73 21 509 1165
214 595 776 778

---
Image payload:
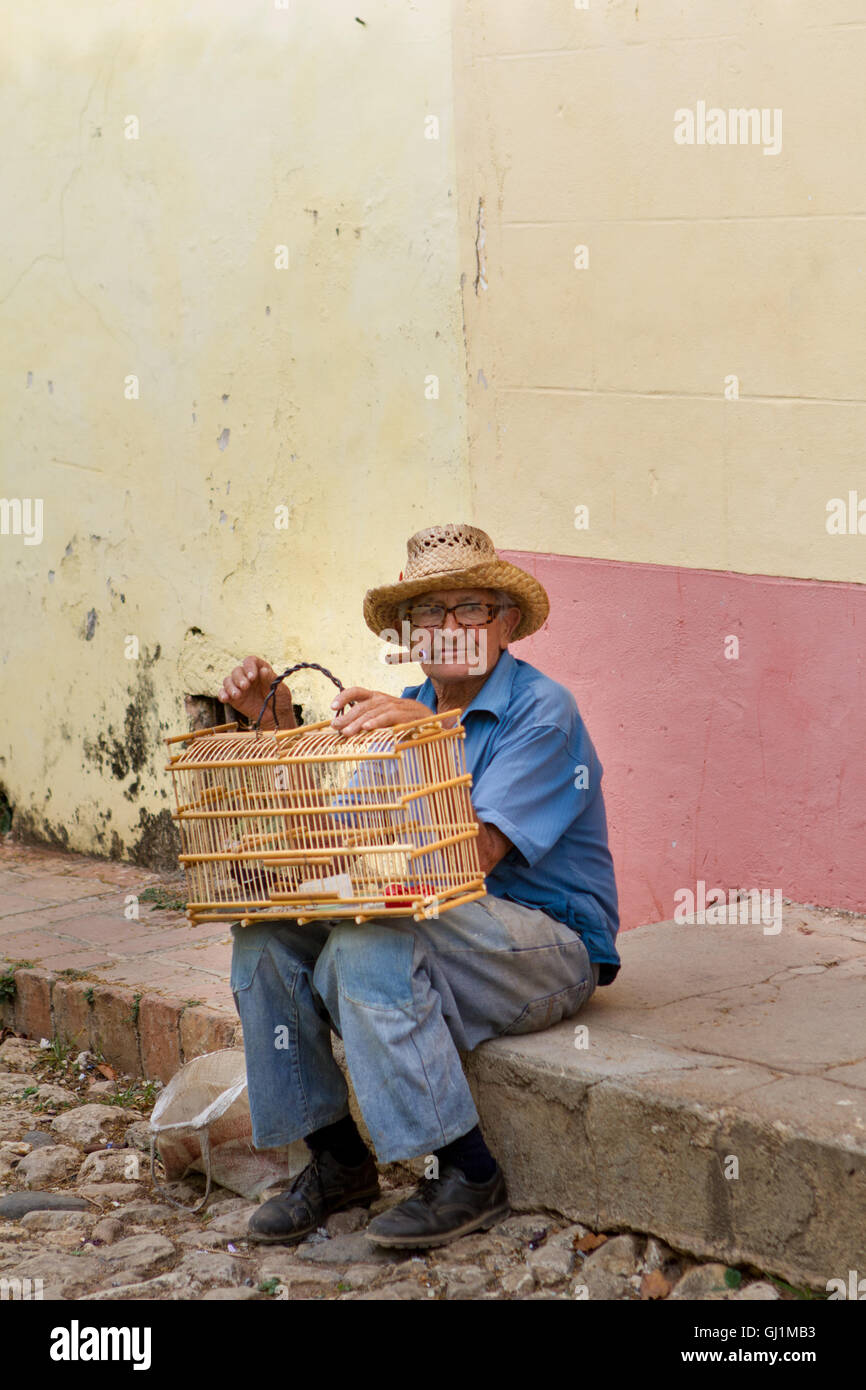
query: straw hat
363 523 549 643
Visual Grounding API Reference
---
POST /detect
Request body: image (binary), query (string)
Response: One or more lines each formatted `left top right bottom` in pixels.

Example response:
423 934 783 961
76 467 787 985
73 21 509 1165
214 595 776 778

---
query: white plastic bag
149 1049 308 1212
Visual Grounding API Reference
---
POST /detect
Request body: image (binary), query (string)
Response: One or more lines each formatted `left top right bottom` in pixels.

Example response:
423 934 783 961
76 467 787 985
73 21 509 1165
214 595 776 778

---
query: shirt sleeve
469 719 599 868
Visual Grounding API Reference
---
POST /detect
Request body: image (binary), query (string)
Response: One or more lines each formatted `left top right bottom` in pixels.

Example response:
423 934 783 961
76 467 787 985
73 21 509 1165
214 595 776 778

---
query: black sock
305 1113 370 1167
435 1124 497 1183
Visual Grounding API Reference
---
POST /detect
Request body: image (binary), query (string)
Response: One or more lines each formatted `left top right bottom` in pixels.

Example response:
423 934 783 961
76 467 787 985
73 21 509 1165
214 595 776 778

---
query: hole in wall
0 784 13 835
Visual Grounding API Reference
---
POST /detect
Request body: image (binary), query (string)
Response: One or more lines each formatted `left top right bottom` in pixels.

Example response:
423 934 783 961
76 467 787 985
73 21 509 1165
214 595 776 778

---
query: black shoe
246 1150 380 1245
364 1162 510 1249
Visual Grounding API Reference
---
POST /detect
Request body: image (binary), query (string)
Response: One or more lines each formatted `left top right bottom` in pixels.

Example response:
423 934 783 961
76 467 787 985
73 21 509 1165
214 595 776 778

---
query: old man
218 523 620 1249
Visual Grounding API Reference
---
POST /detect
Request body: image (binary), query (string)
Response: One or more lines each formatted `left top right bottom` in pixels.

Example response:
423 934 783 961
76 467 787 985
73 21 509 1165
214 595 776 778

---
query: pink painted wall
502 550 866 930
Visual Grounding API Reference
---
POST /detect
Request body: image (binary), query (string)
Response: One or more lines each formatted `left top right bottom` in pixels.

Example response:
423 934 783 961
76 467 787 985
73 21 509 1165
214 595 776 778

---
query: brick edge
0 967 242 1081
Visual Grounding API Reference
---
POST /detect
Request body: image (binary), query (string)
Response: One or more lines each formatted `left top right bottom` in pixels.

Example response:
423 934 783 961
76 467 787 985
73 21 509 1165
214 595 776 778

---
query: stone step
2 844 864 1291
464 908 866 1291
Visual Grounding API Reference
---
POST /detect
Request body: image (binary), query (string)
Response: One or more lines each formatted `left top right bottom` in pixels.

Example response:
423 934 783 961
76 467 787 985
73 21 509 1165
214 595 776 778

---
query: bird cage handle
252 661 345 735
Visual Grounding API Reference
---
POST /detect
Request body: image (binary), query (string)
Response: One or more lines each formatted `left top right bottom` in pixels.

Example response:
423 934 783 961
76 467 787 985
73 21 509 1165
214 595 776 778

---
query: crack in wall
473 195 487 294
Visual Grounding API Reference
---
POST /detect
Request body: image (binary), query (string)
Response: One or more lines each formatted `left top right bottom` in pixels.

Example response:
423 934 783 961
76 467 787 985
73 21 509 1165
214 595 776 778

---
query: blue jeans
230 894 599 1164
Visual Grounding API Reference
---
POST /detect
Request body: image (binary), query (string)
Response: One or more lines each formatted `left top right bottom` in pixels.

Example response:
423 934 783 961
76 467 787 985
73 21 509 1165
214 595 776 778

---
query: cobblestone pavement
0 1034 825 1303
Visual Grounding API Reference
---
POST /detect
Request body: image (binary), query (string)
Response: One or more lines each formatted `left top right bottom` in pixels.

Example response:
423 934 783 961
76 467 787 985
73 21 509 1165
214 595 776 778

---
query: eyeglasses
405 602 506 629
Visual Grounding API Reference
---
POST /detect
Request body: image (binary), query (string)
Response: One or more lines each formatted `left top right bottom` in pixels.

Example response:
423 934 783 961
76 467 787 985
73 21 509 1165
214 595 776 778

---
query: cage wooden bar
165 711 485 926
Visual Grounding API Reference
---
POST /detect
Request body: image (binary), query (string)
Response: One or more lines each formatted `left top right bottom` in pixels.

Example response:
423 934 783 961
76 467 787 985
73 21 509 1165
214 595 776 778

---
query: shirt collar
414 649 517 723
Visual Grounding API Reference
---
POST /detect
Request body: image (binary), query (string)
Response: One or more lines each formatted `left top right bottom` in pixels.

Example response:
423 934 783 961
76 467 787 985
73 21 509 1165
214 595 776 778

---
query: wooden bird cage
165 711 485 927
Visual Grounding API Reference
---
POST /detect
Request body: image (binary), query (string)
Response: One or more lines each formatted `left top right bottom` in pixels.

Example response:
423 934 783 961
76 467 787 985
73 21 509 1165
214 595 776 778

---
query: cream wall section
451 0 866 583
0 1 469 864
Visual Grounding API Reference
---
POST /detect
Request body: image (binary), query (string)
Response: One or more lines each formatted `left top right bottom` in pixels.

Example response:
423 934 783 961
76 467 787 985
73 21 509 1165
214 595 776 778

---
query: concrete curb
0 967 241 1081
465 1039 865 1293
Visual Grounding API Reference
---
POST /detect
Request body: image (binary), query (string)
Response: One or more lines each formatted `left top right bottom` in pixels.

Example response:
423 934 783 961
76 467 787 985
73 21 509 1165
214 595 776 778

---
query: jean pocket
479 894 570 950
499 977 592 1036
229 923 269 994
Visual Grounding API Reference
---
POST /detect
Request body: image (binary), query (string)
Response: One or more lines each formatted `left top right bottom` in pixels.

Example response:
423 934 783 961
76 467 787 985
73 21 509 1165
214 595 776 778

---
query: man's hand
217 656 297 731
329 687 445 737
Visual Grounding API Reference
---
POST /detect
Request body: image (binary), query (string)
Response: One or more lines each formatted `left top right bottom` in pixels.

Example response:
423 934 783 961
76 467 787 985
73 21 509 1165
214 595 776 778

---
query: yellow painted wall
0 1 470 863
4 0 864 867
451 0 866 582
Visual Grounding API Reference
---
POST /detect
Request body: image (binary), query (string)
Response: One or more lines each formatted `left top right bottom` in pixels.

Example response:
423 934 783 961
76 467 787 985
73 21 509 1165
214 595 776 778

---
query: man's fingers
331 700 378 733
335 717 376 736
331 686 374 711
333 698 402 736
331 694 383 726
359 709 399 730
218 658 274 709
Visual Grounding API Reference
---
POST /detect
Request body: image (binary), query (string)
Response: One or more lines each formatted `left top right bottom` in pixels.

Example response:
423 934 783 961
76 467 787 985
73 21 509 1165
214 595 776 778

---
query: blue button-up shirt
401 649 621 983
